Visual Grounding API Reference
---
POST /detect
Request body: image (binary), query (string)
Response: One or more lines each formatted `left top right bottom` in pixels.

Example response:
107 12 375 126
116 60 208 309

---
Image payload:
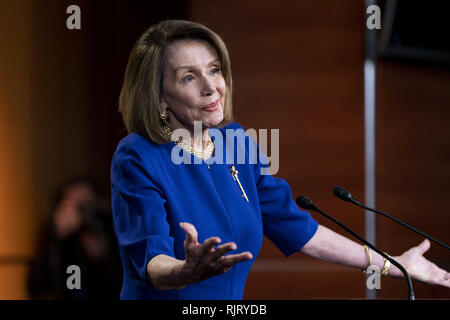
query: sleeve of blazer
111 142 175 284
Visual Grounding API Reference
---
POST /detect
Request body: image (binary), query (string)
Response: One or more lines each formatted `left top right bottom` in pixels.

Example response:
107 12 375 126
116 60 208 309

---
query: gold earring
161 124 172 137
160 109 169 120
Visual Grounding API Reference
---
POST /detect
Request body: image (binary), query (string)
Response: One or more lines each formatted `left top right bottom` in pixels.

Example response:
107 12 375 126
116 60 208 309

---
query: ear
159 95 168 112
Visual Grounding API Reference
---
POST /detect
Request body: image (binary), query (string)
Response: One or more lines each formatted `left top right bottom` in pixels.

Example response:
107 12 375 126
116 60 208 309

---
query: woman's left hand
392 239 450 288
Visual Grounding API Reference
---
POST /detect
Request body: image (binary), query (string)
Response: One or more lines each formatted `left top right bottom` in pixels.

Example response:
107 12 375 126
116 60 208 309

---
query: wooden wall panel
0 265 29 300
189 0 367 299
189 0 450 299
0 0 187 299
30 0 90 231
0 0 92 299
376 61 450 299
0 0 35 299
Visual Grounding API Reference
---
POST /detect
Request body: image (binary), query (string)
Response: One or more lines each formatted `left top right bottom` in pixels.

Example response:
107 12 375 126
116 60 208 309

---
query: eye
210 67 221 75
183 75 194 82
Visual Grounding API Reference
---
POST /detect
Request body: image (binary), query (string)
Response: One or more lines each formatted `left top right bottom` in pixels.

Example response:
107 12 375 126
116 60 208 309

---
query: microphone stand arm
351 198 450 251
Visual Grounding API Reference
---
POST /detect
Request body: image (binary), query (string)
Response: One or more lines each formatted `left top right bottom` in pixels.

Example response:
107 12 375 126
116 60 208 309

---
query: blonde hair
118 20 233 144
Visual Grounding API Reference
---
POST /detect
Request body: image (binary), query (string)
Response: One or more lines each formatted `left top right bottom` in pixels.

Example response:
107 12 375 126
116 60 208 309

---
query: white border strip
364 59 377 300
364 58 376 247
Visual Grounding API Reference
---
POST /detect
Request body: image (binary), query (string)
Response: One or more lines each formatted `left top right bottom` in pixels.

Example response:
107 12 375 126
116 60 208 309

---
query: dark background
0 0 448 299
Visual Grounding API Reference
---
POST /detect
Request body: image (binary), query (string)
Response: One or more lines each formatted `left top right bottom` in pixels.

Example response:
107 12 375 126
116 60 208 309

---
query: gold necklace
176 138 214 160
162 125 214 160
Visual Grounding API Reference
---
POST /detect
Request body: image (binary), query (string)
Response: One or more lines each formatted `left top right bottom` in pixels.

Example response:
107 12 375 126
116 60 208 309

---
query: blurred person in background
28 177 122 299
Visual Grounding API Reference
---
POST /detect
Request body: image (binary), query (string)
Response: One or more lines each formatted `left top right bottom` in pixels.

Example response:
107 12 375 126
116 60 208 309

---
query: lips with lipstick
203 100 220 112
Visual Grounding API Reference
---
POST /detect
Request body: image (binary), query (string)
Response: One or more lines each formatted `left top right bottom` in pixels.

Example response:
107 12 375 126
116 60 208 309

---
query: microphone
296 195 415 300
333 186 450 251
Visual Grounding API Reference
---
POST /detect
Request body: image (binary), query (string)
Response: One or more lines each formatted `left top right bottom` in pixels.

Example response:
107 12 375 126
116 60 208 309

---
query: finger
436 270 450 288
416 239 430 255
444 272 450 288
200 236 222 254
219 251 253 266
180 222 198 245
208 242 237 261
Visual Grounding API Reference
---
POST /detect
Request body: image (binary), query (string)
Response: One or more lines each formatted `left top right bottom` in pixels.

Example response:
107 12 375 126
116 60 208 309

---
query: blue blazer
110 122 318 299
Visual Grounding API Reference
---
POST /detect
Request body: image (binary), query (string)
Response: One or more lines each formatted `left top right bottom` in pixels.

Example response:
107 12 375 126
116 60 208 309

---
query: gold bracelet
363 245 372 273
381 253 391 276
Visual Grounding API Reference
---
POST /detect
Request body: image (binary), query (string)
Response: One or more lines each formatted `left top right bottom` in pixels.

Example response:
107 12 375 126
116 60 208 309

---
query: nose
200 76 216 96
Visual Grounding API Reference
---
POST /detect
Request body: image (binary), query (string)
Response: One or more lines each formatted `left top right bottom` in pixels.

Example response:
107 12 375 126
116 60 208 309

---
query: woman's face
160 40 226 131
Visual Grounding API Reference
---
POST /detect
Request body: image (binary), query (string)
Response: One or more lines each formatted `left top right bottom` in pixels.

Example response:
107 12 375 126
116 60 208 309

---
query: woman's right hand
179 222 253 284
146 222 253 290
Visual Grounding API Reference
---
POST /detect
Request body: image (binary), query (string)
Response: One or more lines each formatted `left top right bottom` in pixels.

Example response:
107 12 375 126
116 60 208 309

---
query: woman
111 20 449 299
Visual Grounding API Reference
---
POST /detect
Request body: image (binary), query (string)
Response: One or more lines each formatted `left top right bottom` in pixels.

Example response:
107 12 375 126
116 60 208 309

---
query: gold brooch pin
230 165 249 202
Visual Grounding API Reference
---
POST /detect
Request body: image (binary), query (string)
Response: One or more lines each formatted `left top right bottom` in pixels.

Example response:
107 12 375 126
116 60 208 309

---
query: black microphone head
333 186 352 201
296 196 317 211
